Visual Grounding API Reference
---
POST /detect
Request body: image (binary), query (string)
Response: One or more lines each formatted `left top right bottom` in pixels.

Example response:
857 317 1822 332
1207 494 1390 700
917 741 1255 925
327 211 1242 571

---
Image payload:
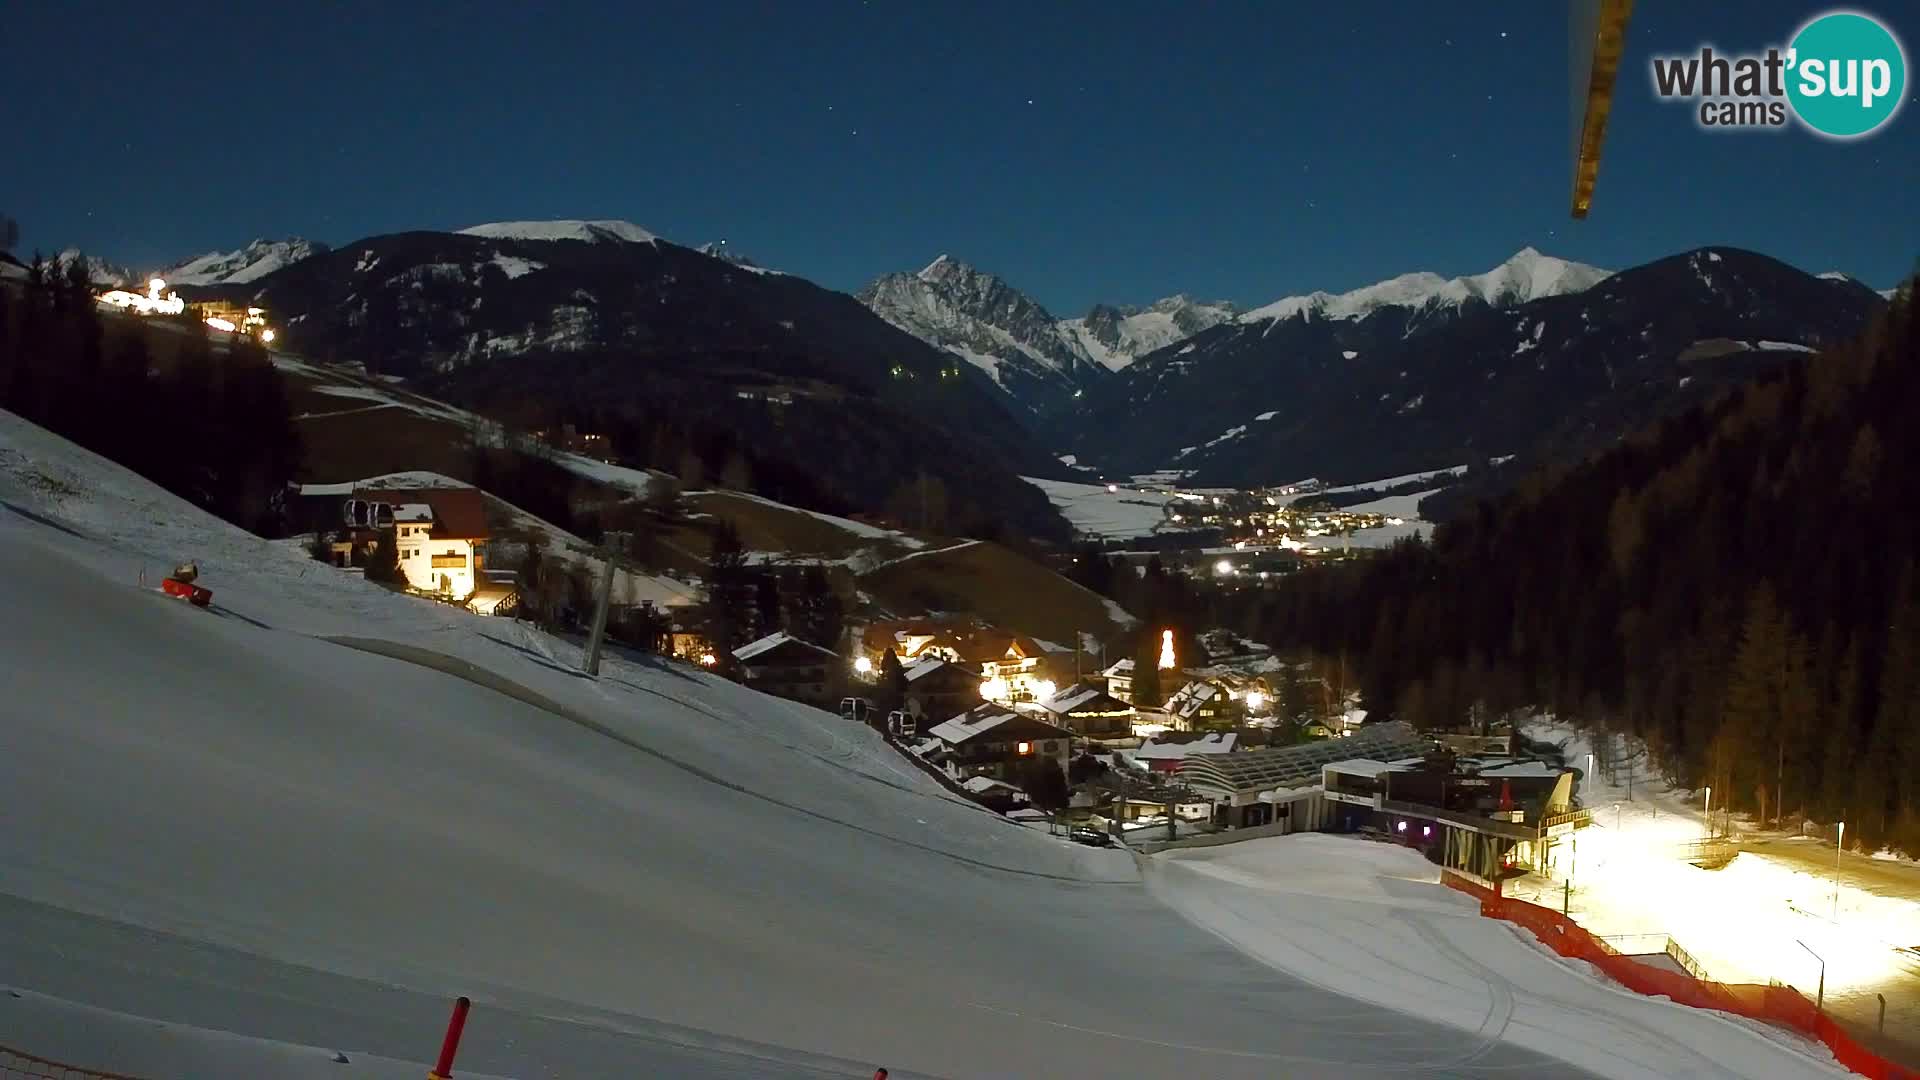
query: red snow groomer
161 561 213 607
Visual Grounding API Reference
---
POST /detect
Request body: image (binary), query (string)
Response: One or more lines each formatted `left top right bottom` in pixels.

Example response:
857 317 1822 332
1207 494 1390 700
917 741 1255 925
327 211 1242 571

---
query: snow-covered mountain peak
456 220 658 246
158 238 325 286
1064 295 1240 372
1240 250 1611 325
44 249 135 288
859 257 1100 404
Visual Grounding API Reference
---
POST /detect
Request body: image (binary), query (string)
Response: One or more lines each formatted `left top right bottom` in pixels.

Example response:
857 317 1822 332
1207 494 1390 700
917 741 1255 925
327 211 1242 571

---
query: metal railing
1 1045 146 1080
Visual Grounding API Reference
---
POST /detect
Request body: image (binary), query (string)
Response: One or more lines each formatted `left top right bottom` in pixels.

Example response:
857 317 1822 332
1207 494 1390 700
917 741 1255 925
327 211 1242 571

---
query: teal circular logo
1787 12 1907 138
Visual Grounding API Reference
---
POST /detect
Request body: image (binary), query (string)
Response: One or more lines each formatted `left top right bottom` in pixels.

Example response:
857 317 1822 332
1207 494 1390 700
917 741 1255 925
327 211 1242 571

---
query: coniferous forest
1244 284 1920 855
0 257 303 534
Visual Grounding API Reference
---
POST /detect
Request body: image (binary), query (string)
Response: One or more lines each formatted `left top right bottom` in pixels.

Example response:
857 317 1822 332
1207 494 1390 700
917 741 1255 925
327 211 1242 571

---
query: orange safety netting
1441 871 1917 1080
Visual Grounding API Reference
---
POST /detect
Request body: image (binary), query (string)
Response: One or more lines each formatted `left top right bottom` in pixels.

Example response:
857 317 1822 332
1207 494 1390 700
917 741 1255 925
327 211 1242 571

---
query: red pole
428 996 471 1079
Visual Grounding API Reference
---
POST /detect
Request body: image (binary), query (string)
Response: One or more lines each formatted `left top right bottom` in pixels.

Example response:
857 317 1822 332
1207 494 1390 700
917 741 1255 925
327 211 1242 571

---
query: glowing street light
1703 785 1713 839
1834 820 1846 921
698 652 718 667
1245 690 1265 712
1214 559 1233 575
853 656 873 675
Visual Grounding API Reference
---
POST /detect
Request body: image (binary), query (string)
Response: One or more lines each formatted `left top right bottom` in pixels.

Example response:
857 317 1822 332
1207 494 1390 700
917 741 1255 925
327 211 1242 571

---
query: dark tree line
1242 284 1920 855
0 255 301 534
698 519 847 671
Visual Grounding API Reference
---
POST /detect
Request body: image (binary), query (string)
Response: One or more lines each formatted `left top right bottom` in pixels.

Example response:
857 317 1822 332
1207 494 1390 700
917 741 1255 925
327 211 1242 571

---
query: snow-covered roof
1101 658 1135 678
393 503 434 523
1037 682 1128 716
1130 733 1238 762
1165 680 1223 719
903 656 958 683
961 775 1026 797
1179 722 1432 796
733 632 834 664
928 705 1070 747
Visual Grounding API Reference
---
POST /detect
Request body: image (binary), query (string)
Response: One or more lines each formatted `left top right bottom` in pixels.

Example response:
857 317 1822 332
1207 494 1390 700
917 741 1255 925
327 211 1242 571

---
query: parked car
1068 826 1115 848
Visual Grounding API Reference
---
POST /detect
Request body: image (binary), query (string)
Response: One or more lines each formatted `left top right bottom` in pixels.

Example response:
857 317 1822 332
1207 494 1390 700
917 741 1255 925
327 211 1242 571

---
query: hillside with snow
455 219 659 245
0 407 1859 1080
160 238 327 285
1237 248 1611 325
1061 295 1239 372
1066 247 1885 491
858 255 1107 412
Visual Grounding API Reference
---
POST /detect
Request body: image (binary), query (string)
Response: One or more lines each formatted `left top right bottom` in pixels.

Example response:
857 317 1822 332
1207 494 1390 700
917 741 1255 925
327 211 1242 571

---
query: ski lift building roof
1178 722 1432 798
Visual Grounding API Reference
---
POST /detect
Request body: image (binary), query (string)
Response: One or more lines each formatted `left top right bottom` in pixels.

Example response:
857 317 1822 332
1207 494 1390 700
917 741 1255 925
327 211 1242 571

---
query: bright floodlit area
1510 721 1920 1062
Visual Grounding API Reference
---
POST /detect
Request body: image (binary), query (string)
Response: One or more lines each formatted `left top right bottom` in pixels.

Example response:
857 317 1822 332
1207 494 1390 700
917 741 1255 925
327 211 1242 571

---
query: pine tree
721 452 752 492
366 526 402 586
1132 629 1164 709
877 648 908 722
1870 567 1920 836
754 572 782 638
701 519 755 664
792 565 844 648
1016 757 1071 811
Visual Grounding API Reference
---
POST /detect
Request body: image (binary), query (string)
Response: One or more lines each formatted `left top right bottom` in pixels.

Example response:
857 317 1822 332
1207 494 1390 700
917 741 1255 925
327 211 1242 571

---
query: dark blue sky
6 2 1915 313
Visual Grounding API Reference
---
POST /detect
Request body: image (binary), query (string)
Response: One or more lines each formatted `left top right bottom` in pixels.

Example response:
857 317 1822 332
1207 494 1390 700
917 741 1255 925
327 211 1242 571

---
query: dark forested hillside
1244 281 1920 854
220 230 1068 542
0 258 301 533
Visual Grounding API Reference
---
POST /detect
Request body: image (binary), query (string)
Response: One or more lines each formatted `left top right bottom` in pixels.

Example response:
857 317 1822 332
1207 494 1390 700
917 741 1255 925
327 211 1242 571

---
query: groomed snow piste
0 409 1851 1079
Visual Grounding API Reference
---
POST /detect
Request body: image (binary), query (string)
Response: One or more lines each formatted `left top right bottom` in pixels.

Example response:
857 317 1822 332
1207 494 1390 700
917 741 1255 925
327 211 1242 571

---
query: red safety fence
0 1045 146 1080
1441 871 1918 1080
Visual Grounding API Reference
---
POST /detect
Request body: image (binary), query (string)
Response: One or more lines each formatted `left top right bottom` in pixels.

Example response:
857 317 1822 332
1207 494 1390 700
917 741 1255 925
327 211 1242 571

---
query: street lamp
1834 821 1846 921
853 656 873 676
1703 785 1712 840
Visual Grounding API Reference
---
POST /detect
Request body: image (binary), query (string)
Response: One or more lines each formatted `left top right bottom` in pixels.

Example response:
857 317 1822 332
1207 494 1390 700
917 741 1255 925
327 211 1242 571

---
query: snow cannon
162 562 213 607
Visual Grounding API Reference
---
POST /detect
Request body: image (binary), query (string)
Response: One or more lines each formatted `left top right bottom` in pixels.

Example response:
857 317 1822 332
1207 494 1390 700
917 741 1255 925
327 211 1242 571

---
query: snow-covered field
1519 720 1920 1054
1149 835 1849 1080
1341 487 1436 519
1021 475 1178 540
0 409 1862 1079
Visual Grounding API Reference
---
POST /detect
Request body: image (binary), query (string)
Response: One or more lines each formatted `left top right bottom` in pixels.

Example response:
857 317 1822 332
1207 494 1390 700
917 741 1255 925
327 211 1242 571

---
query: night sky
6 1 1915 312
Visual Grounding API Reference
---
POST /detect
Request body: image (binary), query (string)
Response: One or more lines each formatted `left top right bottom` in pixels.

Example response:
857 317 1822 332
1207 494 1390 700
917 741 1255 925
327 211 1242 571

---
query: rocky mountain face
857 256 1110 414
1062 247 1885 490
1060 295 1239 372
160 239 328 286
205 222 1070 540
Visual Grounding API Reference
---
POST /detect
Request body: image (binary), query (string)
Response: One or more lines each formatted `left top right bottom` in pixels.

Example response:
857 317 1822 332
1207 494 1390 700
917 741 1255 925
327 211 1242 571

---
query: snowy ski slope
0 409 1847 1079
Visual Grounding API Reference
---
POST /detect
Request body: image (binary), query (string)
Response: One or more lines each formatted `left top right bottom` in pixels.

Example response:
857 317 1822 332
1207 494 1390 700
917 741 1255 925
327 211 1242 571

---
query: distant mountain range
857 255 1236 414
1064 247 1887 489
187 220 1071 541
36 220 1901 529
160 239 328 286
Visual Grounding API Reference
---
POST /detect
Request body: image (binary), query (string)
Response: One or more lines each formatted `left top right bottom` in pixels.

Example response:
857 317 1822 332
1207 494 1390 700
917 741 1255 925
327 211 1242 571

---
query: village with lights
96 276 278 343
